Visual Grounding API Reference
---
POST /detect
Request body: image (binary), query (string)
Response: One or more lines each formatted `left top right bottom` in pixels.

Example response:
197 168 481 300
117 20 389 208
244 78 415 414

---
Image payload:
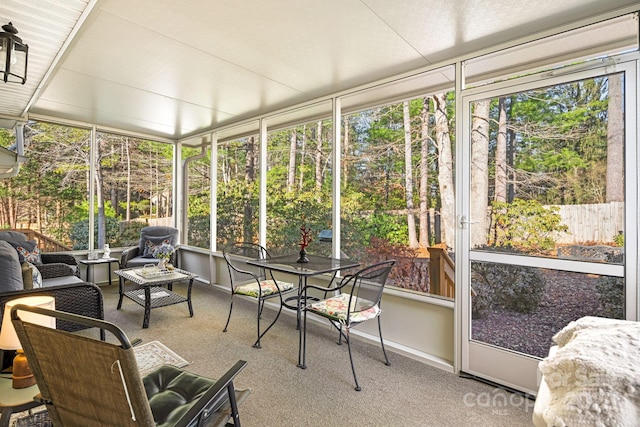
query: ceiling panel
365 0 638 62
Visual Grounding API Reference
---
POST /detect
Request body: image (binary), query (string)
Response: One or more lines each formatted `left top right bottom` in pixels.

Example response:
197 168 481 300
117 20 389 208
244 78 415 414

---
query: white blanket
538 316 640 427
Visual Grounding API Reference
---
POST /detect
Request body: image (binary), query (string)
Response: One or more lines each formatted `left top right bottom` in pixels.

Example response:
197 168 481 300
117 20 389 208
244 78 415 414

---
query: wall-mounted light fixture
0 22 28 84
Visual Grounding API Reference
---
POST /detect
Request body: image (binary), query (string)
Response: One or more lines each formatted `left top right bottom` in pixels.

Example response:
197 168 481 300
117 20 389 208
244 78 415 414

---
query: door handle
459 215 479 229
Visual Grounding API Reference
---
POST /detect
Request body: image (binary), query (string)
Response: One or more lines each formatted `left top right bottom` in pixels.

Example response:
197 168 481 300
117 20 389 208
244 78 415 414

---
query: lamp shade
0 296 55 350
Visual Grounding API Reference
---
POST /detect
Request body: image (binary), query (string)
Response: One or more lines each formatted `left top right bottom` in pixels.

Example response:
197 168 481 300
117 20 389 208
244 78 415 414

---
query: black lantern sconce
0 22 28 84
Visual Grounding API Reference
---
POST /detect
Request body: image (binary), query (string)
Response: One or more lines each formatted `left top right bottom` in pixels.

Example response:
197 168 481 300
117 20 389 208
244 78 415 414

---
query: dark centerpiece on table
297 225 312 263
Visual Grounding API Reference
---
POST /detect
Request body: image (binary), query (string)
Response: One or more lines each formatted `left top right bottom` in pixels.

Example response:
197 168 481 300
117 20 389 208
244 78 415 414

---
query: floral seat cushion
308 293 380 324
235 279 295 298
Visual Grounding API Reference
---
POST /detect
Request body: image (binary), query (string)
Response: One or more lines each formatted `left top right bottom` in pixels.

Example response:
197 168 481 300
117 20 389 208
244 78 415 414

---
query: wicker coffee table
115 267 197 328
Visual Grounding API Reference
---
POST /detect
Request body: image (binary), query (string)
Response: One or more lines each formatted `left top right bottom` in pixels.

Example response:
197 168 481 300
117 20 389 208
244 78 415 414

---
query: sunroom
1 0 639 416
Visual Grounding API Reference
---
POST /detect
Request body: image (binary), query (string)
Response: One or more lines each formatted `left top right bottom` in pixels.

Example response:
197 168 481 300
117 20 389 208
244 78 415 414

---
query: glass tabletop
246 254 359 276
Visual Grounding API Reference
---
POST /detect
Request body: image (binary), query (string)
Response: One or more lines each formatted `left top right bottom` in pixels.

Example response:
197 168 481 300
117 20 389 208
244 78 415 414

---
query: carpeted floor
100 281 536 426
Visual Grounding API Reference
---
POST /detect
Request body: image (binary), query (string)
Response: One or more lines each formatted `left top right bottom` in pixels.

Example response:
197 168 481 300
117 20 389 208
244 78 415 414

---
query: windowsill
384 286 455 308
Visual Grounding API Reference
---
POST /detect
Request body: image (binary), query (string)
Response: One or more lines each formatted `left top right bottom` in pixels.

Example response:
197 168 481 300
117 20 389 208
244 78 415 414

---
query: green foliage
595 276 624 319
187 192 210 217
266 189 332 256
65 200 117 225
118 222 148 247
471 255 546 318
595 251 624 319
361 212 408 245
490 198 568 254
613 232 624 247
188 215 211 248
69 217 121 250
216 179 258 248
0 128 14 147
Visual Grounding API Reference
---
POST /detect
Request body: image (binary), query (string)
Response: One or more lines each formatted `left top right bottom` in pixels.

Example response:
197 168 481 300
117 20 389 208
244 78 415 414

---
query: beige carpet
102 280 537 426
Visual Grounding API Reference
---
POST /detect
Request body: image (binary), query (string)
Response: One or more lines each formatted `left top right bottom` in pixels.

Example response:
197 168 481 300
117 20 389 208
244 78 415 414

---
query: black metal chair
222 242 296 348
302 260 396 391
11 305 250 427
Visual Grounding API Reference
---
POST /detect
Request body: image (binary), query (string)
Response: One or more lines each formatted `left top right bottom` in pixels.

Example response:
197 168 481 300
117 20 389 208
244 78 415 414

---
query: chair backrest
137 226 180 255
0 282 105 338
344 260 395 316
11 306 154 426
223 242 269 285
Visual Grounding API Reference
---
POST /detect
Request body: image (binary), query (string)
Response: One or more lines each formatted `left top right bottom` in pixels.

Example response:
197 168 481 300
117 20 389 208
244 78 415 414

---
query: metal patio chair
222 242 296 348
302 260 396 391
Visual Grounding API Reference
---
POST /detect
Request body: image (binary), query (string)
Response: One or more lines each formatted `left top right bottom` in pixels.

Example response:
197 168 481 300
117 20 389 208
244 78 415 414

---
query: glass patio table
246 253 359 368
114 267 197 328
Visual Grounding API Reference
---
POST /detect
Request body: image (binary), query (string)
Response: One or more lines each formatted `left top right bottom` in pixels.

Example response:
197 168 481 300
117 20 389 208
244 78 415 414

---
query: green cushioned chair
11 305 250 427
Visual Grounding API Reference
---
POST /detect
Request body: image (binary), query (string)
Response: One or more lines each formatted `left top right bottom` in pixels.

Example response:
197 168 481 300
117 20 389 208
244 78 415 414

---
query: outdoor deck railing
428 245 455 299
4 228 72 252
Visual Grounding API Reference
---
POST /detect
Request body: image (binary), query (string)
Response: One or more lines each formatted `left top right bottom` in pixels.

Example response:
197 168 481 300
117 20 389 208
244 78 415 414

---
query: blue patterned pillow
28 262 42 288
142 236 172 258
7 240 42 264
20 262 42 290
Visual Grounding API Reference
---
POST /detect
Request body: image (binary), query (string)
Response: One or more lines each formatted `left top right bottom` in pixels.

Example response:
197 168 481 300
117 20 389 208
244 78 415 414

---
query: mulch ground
471 270 607 358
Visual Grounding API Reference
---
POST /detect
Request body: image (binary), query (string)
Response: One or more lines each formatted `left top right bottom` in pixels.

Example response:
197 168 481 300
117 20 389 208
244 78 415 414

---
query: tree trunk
470 99 490 248
403 101 418 248
287 130 296 192
432 93 455 248
95 137 106 248
243 136 256 242
606 73 624 203
495 97 508 203
315 121 323 195
343 116 350 187
419 97 430 248
298 125 307 190
507 96 516 202
125 138 131 222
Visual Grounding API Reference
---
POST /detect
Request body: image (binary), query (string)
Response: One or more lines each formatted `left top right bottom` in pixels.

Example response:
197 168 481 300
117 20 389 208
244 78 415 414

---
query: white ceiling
0 0 638 142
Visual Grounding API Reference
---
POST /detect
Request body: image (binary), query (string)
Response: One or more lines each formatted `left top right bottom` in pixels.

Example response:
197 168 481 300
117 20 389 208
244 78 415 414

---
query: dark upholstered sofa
0 231 83 293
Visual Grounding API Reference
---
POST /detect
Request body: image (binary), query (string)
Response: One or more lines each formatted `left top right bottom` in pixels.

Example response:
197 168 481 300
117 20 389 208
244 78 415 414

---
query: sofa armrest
0 282 105 339
41 253 78 266
120 246 140 268
41 253 80 277
38 262 76 280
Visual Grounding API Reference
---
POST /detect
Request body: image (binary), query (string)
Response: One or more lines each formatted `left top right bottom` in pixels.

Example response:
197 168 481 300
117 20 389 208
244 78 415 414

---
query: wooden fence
551 201 624 244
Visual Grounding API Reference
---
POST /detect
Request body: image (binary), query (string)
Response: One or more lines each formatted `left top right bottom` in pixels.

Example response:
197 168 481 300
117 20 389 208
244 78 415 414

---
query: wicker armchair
40 253 81 278
0 282 104 339
120 226 179 269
